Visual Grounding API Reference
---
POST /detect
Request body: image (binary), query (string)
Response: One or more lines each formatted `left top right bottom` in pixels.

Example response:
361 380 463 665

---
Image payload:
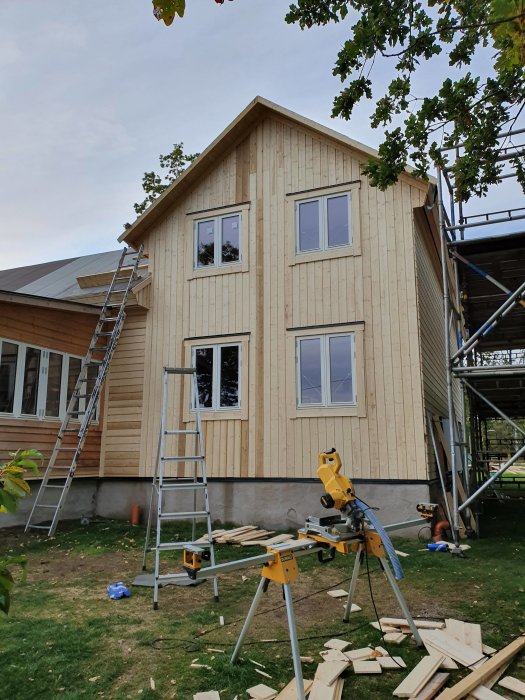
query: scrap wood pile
195 526 294 547
192 615 525 699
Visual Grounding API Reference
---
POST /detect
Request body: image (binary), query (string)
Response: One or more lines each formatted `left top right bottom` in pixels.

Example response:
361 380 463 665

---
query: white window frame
0 338 93 422
191 342 242 412
194 212 242 270
295 192 352 254
296 332 356 408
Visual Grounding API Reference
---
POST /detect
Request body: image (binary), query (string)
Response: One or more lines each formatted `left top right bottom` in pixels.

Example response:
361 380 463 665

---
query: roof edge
0 289 101 315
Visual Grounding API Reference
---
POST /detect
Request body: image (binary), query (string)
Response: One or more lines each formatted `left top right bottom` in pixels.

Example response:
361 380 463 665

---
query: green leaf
2 476 26 499
0 489 17 514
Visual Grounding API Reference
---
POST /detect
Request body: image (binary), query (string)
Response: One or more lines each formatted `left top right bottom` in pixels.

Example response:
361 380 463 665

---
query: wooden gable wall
110 114 431 482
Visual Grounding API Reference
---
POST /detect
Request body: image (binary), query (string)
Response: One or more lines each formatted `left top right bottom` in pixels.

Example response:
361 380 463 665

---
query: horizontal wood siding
100 309 147 476
135 117 430 482
0 302 101 476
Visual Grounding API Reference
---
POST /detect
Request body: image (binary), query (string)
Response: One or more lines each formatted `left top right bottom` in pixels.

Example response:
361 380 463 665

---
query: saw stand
229 535 422 700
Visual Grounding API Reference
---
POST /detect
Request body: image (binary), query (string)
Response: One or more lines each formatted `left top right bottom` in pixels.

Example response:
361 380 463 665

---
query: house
0 97 452 530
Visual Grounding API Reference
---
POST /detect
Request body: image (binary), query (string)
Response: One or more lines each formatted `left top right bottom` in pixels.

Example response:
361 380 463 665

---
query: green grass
1 510 525 699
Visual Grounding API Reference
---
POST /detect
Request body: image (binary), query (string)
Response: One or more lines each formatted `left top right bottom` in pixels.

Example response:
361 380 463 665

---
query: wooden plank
327 590 348 599
320 649 349 663
314 661 349 686
345 648 374 661
381 618 446 629
309 677 343 700
412 672 450 700
393 655 445 697
377 657 406 670
246 683 278 700
193 693 221 700
445 619 483 655
419 630 487 668
274 678 313 699
383 633 407 644
470 687 509 700
352 660 382 674
436 636 525 700
370 622 401 633
498 676 525 696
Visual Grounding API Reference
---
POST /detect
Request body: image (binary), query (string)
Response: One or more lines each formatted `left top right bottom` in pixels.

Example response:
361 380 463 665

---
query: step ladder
25 245 145 536
142 367 219 609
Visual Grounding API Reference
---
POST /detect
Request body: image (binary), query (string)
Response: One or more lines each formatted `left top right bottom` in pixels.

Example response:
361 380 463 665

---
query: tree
151 0 525 202
133 142 199 217
0 449 42 614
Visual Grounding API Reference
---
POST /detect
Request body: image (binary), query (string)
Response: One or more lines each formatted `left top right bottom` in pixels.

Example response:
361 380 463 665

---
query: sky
0 1 522 270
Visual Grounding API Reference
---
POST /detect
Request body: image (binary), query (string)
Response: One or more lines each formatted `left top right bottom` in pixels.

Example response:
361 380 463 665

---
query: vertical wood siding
128 116 431 482
0 303 102 476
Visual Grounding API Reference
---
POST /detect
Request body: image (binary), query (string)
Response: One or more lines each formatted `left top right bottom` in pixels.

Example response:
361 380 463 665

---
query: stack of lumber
195 526 296 546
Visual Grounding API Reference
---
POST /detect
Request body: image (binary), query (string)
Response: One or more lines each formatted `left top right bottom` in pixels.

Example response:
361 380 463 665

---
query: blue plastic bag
427 543 448 552
107 582 131 600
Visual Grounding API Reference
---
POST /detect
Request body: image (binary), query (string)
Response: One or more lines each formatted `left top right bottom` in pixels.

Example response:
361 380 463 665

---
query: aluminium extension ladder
25 245 145 536
142 367 219 609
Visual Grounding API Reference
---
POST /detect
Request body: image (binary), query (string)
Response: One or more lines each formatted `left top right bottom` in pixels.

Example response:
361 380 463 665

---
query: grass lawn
1 500 525 699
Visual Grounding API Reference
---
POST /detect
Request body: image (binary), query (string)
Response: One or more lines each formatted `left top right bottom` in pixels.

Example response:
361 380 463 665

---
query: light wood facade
1 98 450 490
114 98 444 485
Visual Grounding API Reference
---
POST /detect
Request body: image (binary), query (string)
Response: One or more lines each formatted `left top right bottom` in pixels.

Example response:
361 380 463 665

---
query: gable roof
120 96 430 247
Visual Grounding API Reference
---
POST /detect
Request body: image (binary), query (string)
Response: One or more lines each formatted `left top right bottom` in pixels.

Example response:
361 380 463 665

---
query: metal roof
0 249 125 300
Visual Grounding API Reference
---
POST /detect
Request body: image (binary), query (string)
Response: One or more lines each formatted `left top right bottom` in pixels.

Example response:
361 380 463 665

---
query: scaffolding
436 127 525 542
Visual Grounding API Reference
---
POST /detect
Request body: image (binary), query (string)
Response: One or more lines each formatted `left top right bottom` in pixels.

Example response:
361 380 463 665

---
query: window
0 338 91 421
296 192 351 253
195 212 241 269
192 343 241 411
296 333 355 407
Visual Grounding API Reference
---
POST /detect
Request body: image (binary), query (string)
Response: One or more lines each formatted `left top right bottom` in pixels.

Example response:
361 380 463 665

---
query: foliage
132 142 199 218
152 0 524 203
0 449 42 614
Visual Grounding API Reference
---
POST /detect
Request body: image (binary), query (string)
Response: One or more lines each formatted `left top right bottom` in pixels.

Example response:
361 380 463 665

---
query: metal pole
231 577 268 664
451 278 525 361
380 557 423 647
437 170 460 545
459 442 525 511
463 379 525 437
343 546 363 622
283 584 306 700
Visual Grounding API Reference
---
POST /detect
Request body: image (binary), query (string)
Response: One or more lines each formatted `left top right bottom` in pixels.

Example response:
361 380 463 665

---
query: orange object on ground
131 503 141 526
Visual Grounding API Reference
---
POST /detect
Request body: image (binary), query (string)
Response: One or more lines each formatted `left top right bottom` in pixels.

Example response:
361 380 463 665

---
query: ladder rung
96 332 114 337
27 524 50 530
161 456 204 462
68 411 86 416
160 483 207 491
62 428 79 433
86 361 102 366
56 447 78 452
101 317 119 322
35 504 58 509
45 484 66 489
165 430 199 435
105 303 123 308
74 394 90 399
159 511 209 520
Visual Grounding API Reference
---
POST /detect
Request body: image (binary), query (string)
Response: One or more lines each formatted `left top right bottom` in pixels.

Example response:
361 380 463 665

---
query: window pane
45 352 63 417
196 220 215 267
195 347 213 408
329 335 353 403
298 200 320 252
21 347 41 415
299 338 322 404
327 195 350 247
220 345 239 407
67 357 82 413
221 215 240 263
0 342 18 413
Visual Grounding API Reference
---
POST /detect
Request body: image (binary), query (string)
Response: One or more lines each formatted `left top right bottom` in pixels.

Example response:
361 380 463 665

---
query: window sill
289 245 360 266
184 409 246 422
291 405 361 418
0 414 100 427
187 262 247 280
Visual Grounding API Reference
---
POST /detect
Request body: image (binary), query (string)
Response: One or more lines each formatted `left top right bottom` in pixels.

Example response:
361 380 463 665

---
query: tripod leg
379 557 423 646
231 577 269 664
283 584 306 700
343 545 363 622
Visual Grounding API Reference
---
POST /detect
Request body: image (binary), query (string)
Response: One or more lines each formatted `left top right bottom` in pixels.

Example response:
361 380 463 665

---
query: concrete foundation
6 478 431 537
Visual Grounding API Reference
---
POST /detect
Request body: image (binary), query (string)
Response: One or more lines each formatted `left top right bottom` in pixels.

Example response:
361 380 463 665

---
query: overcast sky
0 1 522 270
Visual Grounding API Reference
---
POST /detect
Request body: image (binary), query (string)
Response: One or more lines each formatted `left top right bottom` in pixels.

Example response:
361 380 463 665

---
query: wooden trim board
393 655 445 697
435 635 525 700
274 678 313 699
